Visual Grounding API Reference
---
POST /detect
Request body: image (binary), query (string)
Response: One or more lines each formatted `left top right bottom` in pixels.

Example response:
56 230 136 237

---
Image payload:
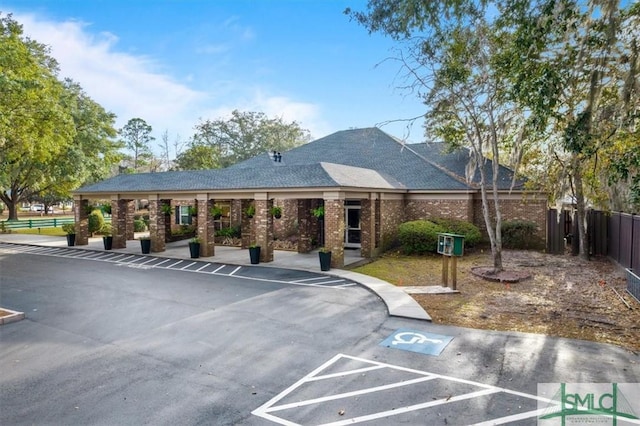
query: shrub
88 209 104 236
134 219 146 232
62 223 75 234
216 225 241 238
431 218 482 247
398 220 444 254
100 224 112 235
501 220 539 249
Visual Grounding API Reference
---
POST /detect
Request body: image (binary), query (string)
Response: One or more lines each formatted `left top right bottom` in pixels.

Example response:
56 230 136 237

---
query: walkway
0 233 431 321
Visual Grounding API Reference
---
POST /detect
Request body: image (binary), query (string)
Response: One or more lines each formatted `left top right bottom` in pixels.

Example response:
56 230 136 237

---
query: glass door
345 205 361 248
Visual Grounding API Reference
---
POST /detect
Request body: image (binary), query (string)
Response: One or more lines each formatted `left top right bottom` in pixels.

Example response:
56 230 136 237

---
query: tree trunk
7 202 18 220
572 155 589 260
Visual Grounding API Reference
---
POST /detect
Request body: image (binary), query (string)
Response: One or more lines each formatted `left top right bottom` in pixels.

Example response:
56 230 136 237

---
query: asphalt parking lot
1 242 639 425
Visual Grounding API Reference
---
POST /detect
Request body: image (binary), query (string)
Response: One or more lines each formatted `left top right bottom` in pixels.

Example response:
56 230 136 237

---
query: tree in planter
270 205 282 219
189 237 201 258
248 244 261 264
210 205 223 220
62 222 76 246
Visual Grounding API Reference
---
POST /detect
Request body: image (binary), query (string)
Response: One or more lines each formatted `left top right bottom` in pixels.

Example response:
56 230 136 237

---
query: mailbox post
437 233 465 290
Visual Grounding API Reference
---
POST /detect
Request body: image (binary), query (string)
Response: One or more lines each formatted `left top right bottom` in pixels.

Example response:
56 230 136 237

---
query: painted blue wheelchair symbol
380 328 453 356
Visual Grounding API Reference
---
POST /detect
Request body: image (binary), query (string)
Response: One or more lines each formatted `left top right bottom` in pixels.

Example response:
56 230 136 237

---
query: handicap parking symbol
380 328 453 356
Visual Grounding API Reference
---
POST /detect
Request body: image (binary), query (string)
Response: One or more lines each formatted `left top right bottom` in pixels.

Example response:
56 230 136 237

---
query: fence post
28 219 33 229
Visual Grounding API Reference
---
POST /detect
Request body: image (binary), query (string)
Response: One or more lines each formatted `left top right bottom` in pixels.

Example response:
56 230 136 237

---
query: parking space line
2 243 358 291
210 265 226 273
179 262 197 270
291 276 328 283
195 263 211 272
165 260 183 268
268 376 439 412
252 354 557 426
152 258 172 267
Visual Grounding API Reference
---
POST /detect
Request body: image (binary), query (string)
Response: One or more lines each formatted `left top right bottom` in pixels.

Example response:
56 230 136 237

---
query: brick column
74 196 89 246
148 197 166 253
126 200 135 240
324 198 345 268
111 198 128 249
197 197 216 257
297 199 312 253
241 199 253 249
254 197 274 262
360 198 376 258
160 199 172 242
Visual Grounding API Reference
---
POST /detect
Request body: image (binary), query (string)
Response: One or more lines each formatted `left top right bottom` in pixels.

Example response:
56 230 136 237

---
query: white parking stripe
252 354 559 426
266 376 439 412
1 243 357 290
179 262 196 270
195 263 211 272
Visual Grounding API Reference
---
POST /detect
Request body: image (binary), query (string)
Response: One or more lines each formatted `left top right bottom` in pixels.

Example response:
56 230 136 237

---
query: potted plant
189 237 201 258
140 236 151 254
102 225 113 250
210 205 223 220
311 205 324 219
62 223 76 247
270 205 282 219
248 244 261 264
245 204 255 219
318 247 331 271
161 203 172 216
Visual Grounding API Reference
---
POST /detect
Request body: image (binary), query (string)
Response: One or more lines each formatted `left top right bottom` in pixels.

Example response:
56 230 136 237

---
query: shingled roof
76 127 522 194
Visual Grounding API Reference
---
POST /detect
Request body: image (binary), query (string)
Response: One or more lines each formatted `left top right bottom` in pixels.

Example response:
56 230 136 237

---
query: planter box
189 242 201 258
66 234 76 247
319 251 331 271
103 236 113 250
140 239 151 254
249 246 261 264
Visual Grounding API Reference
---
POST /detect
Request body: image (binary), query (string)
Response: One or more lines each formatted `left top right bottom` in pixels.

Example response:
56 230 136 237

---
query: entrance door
345 205 361 248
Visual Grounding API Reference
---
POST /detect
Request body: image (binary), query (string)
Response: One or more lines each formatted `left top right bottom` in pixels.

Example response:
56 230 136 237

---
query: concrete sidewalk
0 233 431 321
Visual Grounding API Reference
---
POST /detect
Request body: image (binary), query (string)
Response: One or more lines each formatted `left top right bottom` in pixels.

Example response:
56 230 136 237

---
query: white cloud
14 12 206 143
11 11 329 152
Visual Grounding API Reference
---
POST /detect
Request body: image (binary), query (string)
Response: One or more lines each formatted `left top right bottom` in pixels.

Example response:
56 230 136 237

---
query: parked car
30 204 45 212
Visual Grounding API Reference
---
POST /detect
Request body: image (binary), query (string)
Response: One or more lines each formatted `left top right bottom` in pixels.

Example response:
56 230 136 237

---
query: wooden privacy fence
547 209 640 270
548 209 640 301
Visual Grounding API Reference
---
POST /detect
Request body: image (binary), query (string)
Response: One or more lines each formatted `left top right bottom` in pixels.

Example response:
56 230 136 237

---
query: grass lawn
11 227 66 237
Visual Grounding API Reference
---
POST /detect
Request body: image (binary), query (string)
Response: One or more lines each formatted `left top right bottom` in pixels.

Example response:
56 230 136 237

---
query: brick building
73 127 547 267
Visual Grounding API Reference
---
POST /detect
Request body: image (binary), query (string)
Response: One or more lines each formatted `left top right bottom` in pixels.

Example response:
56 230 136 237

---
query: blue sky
2 0 428 156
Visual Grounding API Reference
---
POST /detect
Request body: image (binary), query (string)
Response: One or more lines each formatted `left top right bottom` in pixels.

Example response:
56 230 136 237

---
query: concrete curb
329 270 432 321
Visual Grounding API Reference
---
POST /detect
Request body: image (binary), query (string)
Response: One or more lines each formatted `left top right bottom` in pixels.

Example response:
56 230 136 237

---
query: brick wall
405 199 473 222
379 198 405 250
472 194 547 242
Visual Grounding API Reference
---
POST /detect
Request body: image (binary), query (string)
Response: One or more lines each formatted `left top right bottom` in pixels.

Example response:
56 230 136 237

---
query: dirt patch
353 249 640 353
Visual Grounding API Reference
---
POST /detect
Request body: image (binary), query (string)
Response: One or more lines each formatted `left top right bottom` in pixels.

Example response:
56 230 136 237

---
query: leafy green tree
174 143 221 170
496 0 639 258
0 13 75 219
349 0 640 262
119 117 154 171
348 1 530 271
191 110 311 168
